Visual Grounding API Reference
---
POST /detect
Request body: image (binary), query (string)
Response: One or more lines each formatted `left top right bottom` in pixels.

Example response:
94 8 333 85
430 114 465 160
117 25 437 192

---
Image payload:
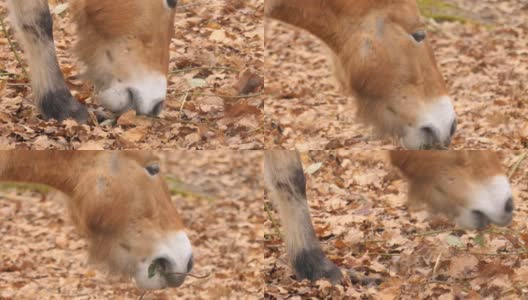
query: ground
0 151 264 299
264 0 528 150
264 151 528 299
0 0 263 149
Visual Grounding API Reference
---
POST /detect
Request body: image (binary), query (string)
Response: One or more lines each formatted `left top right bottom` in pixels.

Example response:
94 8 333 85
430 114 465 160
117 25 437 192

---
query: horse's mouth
471 210 491 229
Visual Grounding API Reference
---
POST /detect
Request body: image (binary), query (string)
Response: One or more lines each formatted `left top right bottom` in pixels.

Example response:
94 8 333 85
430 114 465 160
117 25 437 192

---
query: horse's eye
146 164 160 175
166 0 178 8
411 30 426 42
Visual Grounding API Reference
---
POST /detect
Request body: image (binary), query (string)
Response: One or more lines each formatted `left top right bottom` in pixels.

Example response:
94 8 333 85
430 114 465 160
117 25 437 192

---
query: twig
0 14 29 78
138 291 147 300
246 126 263 134
6 83 30 86
412 229 458 237
0 72 18 77
469 250 528 257
369 252 402 257
179 91 189 120
426 280 453 285
171 66 240 74
501 285 528 297
508 152 527 179
171 91 263 99
432 252 442 279
164 271 210 279
484 228 528 252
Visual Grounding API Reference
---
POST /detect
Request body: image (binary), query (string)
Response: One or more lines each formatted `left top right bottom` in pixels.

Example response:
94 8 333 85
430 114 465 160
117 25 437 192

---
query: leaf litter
0 151 264 299
0 0 263 149
264 150 528 299
264 0 528 150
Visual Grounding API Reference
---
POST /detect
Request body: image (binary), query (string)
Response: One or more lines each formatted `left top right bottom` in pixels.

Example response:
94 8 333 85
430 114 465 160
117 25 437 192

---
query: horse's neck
266 0 365 51
0 152 82 195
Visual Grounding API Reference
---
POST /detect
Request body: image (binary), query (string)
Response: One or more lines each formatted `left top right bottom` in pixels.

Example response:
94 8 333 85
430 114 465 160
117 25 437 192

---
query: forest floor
0 151 264 299
264 151 528 299
264 0 528 150
0 0 263 149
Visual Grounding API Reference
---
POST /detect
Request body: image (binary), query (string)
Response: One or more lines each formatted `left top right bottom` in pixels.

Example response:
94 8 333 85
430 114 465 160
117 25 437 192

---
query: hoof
40 89 88 123
293 248 343 284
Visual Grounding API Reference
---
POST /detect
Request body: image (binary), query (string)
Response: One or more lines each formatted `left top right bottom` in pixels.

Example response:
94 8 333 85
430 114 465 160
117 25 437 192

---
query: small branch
469 250 528 257
164 271 210 279
484 227 528 252
368 252 402 257
426 280 453 285
179 91 189 120
0 72 18 77
508 152 527 179
432 252 442 279
0 14 29 79
412 229 458 237
6 83 30 87
171 91 264 99
170 66 240 74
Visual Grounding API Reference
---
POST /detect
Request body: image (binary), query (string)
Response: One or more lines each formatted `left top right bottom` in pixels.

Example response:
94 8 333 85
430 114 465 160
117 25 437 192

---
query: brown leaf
233 69 264 95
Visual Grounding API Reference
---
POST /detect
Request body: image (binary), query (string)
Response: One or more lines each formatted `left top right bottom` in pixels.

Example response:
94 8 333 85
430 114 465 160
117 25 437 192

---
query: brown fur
6 0 176 120
0 151 184 277
390 151 505 218
265 150 509 283
71 0 175 88
266 0 450 141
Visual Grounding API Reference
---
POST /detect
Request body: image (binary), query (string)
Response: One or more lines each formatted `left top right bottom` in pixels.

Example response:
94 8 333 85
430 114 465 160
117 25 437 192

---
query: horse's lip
472 210 490 229
493 214 513 227
152 257 187 287
472 210 513 229
164 273 186 287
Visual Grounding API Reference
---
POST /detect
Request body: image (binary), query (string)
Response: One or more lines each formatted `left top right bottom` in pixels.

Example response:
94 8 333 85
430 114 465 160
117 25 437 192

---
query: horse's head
332 0 456 149
68 151 193 289
71 0 177 116
391 151 513 230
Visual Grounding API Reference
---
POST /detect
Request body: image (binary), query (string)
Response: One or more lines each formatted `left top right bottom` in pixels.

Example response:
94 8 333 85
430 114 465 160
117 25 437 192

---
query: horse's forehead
122 151 160 165
103 152 154 174
375 16 384 37
385 3 422 30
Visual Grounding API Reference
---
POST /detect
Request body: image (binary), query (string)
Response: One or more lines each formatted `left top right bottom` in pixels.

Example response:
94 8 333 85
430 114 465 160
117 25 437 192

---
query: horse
0 151 193 290
6 0 178 122
264 150 514 283
266 0 457 149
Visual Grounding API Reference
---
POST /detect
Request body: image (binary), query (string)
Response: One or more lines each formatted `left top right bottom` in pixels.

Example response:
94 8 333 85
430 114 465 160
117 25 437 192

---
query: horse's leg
264 150 342 283
6 0 88 122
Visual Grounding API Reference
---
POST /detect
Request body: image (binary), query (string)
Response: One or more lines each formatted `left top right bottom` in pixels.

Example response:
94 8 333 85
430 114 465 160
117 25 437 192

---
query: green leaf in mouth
148 261 162 279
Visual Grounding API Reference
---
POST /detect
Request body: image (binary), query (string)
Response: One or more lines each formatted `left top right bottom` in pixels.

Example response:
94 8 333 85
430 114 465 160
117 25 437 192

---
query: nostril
187 255 194 272
151 100 165 116
450 118 457 137
126 88 135 102
505 197 514 213
420 126 439 146
152 257 171 275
